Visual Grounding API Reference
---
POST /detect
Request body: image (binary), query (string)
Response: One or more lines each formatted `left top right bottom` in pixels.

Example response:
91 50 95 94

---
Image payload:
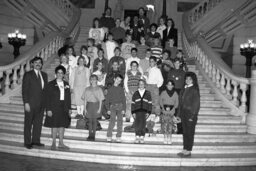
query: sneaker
116 137 121 143
106 137 112 142
134 136 139 144
140 136 145 144
164 137 168 144
167 138 172 145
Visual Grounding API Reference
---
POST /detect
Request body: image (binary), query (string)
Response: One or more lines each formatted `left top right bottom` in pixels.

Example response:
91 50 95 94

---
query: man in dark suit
22 56 48 149
162 18 178 48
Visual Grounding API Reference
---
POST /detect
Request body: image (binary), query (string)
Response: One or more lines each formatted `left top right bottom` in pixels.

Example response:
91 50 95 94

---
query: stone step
0 111 242 125
1 140 256 166
0 121 248 138
0 104 230 115
1 132 256 155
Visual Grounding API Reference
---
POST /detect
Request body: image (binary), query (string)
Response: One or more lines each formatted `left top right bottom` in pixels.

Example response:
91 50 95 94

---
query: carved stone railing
183 12 250 124
188 0 223 24
50 0 74 19
0 0 81 102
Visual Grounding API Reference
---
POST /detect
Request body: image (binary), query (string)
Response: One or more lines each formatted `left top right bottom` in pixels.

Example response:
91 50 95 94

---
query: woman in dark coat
177 72 200 157
44 65 71 150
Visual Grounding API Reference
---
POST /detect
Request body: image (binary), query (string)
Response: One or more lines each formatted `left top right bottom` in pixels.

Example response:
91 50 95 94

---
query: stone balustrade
188 0 223 24
50 0 75 18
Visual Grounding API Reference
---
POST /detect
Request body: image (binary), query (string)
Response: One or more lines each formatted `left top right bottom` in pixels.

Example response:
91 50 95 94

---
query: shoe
163 137 167 144
140 136 145 144
75 114 83 119
51 144 56 150
116 137 121 143
182 152 191 158
24 144 33 149
32 142 45 147
177 152 184 157
58 144 70 150
87 136 93 141
167 140 172 145
134 136 139 144
106 137 112 142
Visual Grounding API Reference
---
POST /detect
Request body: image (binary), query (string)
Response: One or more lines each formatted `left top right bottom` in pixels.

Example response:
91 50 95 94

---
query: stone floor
1 152 256 171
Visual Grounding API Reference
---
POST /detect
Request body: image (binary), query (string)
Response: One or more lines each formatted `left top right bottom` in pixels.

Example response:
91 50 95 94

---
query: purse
76 116 87 129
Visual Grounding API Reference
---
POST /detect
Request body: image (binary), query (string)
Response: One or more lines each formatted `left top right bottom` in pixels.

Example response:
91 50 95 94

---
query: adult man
22 56 48 149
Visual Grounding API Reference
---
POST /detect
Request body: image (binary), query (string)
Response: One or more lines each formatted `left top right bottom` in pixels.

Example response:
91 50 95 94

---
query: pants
24 105 44 145
126 89 136 120
107 103 123 138
147 84 160 115
88 118 97 137
182 116 197 151
134 111 146 136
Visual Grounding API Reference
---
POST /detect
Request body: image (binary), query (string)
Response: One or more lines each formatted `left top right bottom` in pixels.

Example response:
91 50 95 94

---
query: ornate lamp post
8 30 26 59
240 39 256 78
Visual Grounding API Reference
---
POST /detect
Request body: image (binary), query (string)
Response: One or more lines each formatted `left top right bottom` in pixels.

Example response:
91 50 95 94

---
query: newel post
247 70 256 134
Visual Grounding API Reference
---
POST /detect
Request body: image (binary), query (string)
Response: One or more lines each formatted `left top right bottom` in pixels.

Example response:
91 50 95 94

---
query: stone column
247 69 256 134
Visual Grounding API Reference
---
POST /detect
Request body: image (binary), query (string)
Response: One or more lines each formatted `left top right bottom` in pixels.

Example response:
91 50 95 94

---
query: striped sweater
131 90 152 114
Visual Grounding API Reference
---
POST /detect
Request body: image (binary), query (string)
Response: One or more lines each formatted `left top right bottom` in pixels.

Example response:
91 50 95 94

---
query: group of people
22 6 200 158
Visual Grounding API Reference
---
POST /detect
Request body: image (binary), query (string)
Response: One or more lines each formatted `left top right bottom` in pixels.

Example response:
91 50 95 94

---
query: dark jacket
22 70 48 108
178 86 200 120
131 90 152 114
163 27 178 47
45 79 71 114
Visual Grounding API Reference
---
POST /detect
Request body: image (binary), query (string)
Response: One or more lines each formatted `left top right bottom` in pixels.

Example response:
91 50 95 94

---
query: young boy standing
105 74 126 142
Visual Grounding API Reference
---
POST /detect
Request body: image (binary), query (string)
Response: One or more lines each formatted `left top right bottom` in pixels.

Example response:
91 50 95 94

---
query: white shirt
125 56 143 73
57 81 65 100
156 25 166 39
34 69 44 89
105 41 117 61
146 66 163 88
138 88 146 97
185 84 193 88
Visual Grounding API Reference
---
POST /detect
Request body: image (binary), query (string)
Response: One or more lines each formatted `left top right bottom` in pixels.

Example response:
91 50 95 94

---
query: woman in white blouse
89 17 105 45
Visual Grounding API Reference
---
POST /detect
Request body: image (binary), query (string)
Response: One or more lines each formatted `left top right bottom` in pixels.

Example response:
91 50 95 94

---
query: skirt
86 102 100 119
44 101 70 128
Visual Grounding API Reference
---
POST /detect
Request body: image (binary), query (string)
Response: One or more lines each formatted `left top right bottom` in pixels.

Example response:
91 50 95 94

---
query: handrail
182 11 249 120
188 0 224 24
0 0 81 99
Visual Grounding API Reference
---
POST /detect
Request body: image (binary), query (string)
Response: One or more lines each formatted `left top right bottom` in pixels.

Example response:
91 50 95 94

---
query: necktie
37 72 43 89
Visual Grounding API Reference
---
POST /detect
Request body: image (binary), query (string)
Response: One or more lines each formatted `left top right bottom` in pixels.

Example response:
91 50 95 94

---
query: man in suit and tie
22 56 48 149
162 18 178 48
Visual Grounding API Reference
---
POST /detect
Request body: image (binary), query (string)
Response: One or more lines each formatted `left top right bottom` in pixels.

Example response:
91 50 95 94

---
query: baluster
225 78 231 99
202 53 206 68
12 67 18 89
216 69 220 88
26 60 30 72
211 65 216 82
239 83 248 112
208 61 212 78
4 70 12 94
41 48 45 61
45 45 49 60
205 58 209 74
231 80 239 106
0 71 3 96
19 64 25 84
220 74 226 94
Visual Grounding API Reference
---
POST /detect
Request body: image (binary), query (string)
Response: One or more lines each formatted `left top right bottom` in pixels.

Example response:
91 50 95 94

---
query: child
93 48 108 73
125 48 143 73
121 33 136 60
105 74 126 142
159 80 179 144
70 56 90 118
165 39 177 60
87 38 98 63
139 49 151 75
66 46 78 78
150 37 163 62
108 47 126 77
93 61 107 87
82 74 105 141
105 61 124 88
124 61 142 122
137 36 149 60
59 53 70 82
78 45 91 69
145 56 163 116
132 79 152 143
102 33 118 61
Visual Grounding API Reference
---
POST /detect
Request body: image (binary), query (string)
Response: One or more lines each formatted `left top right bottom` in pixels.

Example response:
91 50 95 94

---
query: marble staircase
74 26 90 54
0 57 256 166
